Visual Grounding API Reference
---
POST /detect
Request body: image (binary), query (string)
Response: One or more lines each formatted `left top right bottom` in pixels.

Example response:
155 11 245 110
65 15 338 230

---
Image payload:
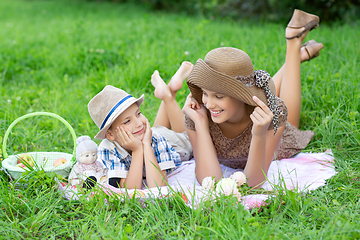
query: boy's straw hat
187 47 283 133
187 47 275 107
88 85 144 139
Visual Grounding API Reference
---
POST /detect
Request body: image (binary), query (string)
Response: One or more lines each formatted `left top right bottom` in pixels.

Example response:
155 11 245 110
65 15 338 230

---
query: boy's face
108 103 147 142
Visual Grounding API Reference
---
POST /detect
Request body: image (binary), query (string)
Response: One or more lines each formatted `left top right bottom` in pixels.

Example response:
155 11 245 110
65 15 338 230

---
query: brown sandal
286 9 320 40
301 40 324 62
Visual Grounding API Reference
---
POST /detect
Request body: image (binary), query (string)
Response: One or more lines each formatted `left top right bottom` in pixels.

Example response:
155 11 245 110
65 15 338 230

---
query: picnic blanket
57 150 336 210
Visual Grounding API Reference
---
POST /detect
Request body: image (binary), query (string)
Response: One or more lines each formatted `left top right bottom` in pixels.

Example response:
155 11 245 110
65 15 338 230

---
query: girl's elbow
195 168 222 186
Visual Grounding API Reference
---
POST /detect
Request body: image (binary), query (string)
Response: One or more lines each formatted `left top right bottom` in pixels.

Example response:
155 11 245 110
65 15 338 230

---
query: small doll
68 136 107 189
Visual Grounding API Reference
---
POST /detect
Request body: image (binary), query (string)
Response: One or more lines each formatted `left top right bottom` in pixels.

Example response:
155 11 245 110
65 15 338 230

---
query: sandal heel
286 9 320 40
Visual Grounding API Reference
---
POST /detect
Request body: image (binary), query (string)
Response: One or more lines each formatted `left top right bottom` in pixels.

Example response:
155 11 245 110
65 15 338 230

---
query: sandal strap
286 20 319 40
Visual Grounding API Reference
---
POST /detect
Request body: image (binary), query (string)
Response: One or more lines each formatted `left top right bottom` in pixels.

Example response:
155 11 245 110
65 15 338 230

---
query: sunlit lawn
0 0 359 238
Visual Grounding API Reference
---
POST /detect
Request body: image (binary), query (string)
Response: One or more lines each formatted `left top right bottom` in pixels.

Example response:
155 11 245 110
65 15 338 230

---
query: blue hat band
100 95 133 130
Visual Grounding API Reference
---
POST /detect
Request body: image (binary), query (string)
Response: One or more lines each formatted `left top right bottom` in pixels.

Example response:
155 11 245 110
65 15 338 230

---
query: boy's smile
132 126 144 136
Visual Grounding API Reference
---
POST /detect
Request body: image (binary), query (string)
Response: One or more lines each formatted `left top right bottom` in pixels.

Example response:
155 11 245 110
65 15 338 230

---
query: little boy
88 62 193 189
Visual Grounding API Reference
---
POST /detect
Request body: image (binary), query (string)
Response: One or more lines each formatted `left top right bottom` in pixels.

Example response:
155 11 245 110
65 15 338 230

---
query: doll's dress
68 161 107 185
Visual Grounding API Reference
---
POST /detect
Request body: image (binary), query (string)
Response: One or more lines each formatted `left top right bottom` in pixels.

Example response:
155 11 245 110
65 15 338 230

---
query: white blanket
58 150 336 210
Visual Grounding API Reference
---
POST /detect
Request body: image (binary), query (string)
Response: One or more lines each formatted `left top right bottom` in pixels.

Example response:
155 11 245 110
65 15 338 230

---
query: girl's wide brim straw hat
187 47 276 106
88 85 144 140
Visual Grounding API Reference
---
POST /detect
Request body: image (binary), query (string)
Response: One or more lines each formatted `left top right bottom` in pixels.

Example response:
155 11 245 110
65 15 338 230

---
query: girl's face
109 103 147 141
201 88 247 124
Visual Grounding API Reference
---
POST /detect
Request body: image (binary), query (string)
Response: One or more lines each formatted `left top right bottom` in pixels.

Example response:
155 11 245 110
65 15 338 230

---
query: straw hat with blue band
88 85 144 140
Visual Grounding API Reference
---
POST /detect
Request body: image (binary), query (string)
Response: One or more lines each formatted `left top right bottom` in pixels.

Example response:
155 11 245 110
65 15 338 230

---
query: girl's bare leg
277 27 310 128
152 61 193 133
273 45 321 97
273 65 285 97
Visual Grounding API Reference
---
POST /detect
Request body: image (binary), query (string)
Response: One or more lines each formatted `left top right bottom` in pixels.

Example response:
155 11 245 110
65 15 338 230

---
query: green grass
0 0 360 239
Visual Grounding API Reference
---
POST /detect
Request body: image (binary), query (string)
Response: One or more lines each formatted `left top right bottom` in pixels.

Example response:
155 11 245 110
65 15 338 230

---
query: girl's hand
142 119 153 145
182 94 209 126
250 96 273 136
115 126 142 152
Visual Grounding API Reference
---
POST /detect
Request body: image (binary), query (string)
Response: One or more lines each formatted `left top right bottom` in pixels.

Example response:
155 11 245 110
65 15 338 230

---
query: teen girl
182 9 324 187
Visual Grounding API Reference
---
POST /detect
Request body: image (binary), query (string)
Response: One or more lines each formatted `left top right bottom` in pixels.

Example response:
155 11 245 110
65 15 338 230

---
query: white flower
215 178 238 196
201 192 217 203
230 171 247 187
96 49 105 54
233 187 242 202
184 51 189 55
202 176 215 190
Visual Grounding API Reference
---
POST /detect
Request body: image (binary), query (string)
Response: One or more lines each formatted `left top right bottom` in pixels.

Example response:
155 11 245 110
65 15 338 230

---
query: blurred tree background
86 0 360 23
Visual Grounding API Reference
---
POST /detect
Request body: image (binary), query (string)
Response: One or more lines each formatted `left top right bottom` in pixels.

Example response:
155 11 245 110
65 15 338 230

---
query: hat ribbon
254 70 284 134
100 95 133 130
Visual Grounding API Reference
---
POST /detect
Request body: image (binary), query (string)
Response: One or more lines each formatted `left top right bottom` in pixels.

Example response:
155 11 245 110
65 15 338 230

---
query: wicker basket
2 112 77 180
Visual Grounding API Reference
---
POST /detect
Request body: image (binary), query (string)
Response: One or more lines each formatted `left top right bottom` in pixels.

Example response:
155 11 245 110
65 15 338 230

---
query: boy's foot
168 61 193 93
151 70 171 100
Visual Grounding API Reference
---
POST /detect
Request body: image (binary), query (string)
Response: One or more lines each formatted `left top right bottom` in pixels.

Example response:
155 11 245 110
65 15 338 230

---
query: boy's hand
182 94 209 126
250 96 273 136
142 119 152 145
115 126 142 152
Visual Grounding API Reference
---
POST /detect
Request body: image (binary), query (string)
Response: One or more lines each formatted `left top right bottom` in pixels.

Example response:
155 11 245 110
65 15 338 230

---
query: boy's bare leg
168 61 193 93
152 61 193 133
152 70 171 130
